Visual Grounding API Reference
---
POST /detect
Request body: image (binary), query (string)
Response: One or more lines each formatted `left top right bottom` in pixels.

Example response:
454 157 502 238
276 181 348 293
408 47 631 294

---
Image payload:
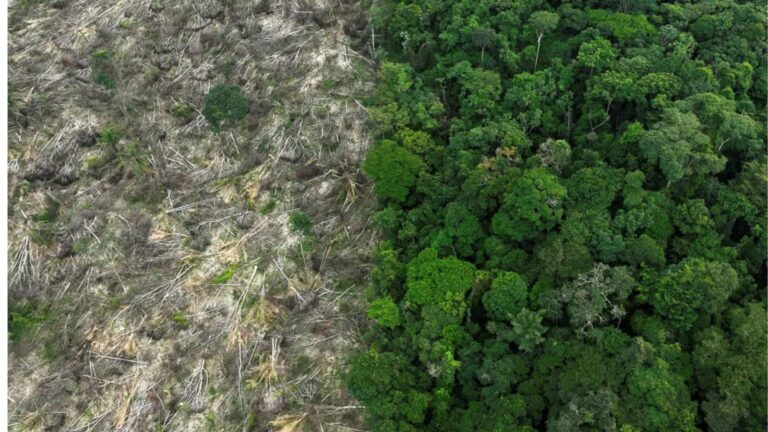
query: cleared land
8 0 376 430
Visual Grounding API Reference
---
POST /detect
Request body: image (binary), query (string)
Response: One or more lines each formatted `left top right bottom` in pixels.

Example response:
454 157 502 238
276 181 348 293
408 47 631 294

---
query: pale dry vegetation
8 0 375 430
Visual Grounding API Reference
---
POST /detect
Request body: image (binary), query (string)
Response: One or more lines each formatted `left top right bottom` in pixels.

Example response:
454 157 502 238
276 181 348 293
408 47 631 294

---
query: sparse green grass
32 207 57 223
219 57 236 79
29 225 55 246
9 302 52 342
211 263 238 284
30 195 60 247
204 413 216 430
170 103 195 122
171 311 190 329
117 140 151 177
259 198 277 215
106 295 122 310
73 237 90 254
319 78 338 90
39 342 58 362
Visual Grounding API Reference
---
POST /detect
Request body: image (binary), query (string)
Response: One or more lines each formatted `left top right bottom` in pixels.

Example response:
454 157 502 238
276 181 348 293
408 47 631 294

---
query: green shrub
211 263 238 284
259 198 277 215
289 211 313 236
171 311 190 329
203 84 248 131
170 103 195 122
30 194 60 247
9 302 51 342
99 126 121 147
91 49 116 89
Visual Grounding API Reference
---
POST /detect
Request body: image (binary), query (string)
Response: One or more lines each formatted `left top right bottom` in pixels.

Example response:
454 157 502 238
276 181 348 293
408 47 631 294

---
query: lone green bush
289 211 313 236
203 84 248 131
91 49 116 89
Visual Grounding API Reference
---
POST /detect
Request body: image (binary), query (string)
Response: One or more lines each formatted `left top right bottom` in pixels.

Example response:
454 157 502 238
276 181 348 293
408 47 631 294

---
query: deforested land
8 1 768 432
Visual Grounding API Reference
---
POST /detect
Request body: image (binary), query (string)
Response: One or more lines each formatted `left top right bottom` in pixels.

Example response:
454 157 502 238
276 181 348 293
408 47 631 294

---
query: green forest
349 0 767 431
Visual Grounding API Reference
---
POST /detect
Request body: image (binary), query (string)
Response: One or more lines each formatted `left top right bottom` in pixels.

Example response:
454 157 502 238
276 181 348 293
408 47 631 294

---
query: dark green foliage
30 194 60 247
351 0 768 430
99 126 121 147
91 49 116 89
289 211 313 236
653 258 739 331
491 168 567 242
482 272 527 322
202 84 248 131
9 302 51 342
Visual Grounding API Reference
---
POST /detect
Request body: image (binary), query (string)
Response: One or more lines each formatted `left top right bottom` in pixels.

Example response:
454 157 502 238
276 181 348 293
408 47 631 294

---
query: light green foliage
211 263 238 285
404 248 474 311
577 37 617 72
587 10 655 44
364 140 423 203
450 62 502 118
504 71 560 133
368 296 401 328
529 11 559 36
624 358 698 432
683 92 763 154
550 389 619 432
370 62 444 134
171 311 190 329
673 199 714 236
202 84 248 131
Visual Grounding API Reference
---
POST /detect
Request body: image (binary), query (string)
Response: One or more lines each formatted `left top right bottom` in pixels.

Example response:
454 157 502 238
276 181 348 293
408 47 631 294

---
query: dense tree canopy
351 0 767 430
